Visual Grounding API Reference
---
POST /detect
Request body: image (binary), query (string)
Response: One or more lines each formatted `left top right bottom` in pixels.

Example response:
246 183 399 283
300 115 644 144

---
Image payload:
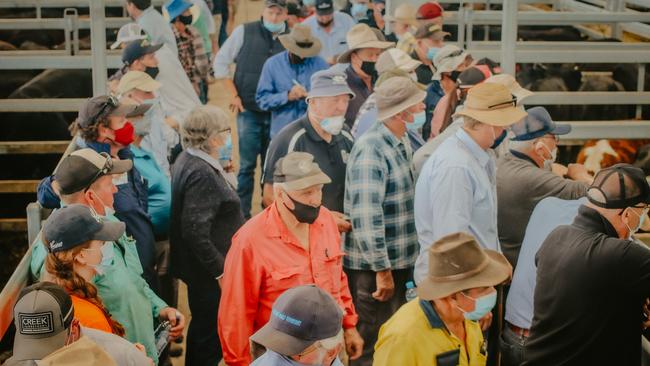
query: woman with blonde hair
43 204 126 336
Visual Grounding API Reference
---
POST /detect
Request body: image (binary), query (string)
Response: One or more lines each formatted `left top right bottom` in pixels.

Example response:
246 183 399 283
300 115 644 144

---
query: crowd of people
5 0 650 365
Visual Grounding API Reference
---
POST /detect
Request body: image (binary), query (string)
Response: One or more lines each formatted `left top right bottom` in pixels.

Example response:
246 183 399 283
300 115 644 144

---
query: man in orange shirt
219 152 363 366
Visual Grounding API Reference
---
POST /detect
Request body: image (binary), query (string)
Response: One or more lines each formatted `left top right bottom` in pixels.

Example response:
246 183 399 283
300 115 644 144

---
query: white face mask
625 207 648 240
539 141 558 170
90 190 116 217
320 115 346 135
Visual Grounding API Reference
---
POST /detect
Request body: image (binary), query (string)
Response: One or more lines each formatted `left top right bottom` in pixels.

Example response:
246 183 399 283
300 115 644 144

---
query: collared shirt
213 24 245 78
414 128 498 284
219 204 358 366
374 298 487 366
344 121 418 271
413 118 462 176
255 51 329 137
139 100 176 177
131 145 171 237
505 197 586 330
137 6 178 55
262 115 354 213
343 65 372 128
172 24 210 85
155 45 201 124
303 12 355 61
251 350 344 366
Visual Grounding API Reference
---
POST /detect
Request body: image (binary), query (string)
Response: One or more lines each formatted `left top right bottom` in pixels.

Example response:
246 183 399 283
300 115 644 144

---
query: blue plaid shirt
344 121 419 271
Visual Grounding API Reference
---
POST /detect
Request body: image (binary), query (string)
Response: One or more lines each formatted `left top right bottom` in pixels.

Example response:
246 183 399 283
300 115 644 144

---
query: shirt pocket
268 266 306 296
322 251 346 297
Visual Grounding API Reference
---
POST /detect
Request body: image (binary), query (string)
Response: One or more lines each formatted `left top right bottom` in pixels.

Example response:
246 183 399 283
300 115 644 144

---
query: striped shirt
344 121 418 271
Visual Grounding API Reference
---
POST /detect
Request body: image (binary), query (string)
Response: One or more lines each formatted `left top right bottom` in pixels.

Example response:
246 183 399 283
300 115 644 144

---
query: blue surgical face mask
218 133 233 163
263 20 286 34
407 111 426 131
351 3 368 18
457 291 497 321
303 0 316 6
427 47 440 61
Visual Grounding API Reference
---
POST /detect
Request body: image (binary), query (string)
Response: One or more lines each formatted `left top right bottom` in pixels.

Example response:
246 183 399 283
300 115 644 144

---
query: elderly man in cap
4 282 153 366
338 23 393 128
213 0 288 219
250 285 346 366
344 76 425 366
414 82 528 284
412 23 449 85
497 106 592 268
110 24 200 125
125 0 178 53
262 69 355 231
32 149 184 364
384 4 418 54
374 232 511 365
525 164 650 365
303 0 355 64
256 24 329 137
219 151 363 366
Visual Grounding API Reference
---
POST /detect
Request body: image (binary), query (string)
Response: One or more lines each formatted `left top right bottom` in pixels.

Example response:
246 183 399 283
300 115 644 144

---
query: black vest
233 20 286 112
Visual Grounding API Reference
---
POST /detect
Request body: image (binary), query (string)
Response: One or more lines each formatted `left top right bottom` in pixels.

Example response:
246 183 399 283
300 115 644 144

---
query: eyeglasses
219 127 232 134
91 95 119 123
83 152 113 192
488 96 517 109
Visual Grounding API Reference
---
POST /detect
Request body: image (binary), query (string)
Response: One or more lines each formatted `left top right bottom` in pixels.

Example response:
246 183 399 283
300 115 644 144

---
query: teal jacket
31 213 167 364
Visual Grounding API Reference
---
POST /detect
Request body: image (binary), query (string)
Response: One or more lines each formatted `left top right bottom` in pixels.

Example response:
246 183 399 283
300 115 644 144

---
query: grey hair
181 105 230 153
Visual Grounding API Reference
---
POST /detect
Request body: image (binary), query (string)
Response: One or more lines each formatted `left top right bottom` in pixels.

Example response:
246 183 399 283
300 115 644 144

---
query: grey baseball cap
55 149 132 195
77 95 151 129
43 204 125 253
306 69 355 101
11 282 74 361
510 106 571 141
273 152 331 191
250 285 344 355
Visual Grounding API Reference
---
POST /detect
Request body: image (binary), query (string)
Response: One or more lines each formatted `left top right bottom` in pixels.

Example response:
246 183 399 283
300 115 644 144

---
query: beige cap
273 152 331 191
485 74 534 105
453 82 528 126
376 76 426 121
117 71 161 95
385 4 418 27
376 48 422 74
38 336 117 366
432 44 469 80
337 24 394 63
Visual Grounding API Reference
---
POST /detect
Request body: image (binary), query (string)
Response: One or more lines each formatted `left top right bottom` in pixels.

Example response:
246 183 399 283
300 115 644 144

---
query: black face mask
283 193 320 224
289 53 304 64
490 129 507 149
144 66 159 79
449 70 461 82
360 60 378 80
380 8 386 16
178 14 193 25
317 19 333 27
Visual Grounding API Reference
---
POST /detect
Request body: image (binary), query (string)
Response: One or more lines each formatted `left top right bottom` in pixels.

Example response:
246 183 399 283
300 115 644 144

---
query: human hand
372 270 394 302
344 327 364 360
551 163 568 177
159 307 185 340
229 95 244 113
567 163 593 183
478 311 493 331
331 211 352 233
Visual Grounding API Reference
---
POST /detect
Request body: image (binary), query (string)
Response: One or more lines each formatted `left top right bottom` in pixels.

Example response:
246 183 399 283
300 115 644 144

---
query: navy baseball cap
122 39 163 65
510 106 571 141
43 204 125 253
587 164 650 209
315 0 334 15
250 285 343 355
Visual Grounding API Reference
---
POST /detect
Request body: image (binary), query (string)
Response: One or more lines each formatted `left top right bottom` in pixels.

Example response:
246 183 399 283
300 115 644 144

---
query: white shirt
155 45 201 125
303 11 355 60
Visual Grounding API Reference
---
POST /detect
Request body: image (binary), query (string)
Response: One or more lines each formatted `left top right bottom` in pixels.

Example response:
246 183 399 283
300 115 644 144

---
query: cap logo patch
49 241 63 251
272 309 302 326
332 75 347 85
19 312 54 335
317 3 329 8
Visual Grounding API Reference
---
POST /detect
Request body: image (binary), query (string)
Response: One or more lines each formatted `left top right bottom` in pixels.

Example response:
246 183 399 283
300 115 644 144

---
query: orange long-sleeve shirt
218 204 358 366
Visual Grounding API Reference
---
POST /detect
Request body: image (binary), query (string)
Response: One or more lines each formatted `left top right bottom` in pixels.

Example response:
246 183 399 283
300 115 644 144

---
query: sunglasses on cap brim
83 152 114 192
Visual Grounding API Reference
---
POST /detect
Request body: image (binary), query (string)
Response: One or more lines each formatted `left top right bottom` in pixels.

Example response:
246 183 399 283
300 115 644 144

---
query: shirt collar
130 145 151 159
186 148 238 189
345 65 369 93
377 121 407 149
418 299 445 329
301 115 324 142
509 149 538 167
573 205 620 238
456 128 490 168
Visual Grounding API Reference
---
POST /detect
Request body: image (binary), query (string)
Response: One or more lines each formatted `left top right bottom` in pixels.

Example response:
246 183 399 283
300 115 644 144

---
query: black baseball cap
510 106 571 141
55 148 132 195
250 285 343 355
587 163 650 209
122 39 163 65
77 95 151 129
43 204 125 253
265 0 287 8
11 282 74 361
315 0 334 15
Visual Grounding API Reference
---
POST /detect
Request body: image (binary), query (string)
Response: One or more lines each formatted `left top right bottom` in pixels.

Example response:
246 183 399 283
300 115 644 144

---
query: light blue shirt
505 197 586 329
137 6 178 55
213 24 244 78
414 128 499 284
131 145 172 237
303 12 355 61
251 350 344 366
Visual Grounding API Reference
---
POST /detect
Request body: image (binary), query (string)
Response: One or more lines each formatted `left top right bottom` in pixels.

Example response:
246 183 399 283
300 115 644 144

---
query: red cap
417 2 443 20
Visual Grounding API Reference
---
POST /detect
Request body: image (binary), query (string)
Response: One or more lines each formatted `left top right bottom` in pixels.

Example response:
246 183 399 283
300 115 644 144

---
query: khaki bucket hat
485 74 534 105
337 24 394 63
417 232 512 301
279 24 322 58
376 77 426 121
454 82 528 126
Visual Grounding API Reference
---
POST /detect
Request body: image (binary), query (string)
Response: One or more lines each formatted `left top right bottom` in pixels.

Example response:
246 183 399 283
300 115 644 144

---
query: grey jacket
496 151 588 267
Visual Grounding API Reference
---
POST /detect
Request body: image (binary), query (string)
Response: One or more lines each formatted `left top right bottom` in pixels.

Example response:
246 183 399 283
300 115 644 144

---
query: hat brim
399 58 422 73
337 41 395 63
93 221 126 242
110 35 146 50
250 323 314 355
416 250 511 301
283 171 332 191
279 36 322 58
432 54 467 80
306 87 356 101
550 123 571 136
315 7 334 15
107 159 133 175
110 103 152 118
377 89 427 121
511 87 534 104
454 105 528 127
11 330 68 361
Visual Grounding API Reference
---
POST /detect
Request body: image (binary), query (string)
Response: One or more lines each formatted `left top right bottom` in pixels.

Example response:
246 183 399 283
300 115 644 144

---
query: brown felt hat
279 24 322 58
337 24 394 63
376 77 426 121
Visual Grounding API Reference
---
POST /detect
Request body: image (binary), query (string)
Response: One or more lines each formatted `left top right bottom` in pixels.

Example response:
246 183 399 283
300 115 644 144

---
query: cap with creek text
315 0 333 15
10 282 74 361
55 148 132 195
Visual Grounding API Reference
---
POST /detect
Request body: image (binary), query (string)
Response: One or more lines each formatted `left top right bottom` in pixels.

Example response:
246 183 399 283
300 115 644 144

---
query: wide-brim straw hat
417 232 512 301
385 3 418 27
376 77 427 121
338 24 394 63
454 82 528 127
279 24 322 58
485 73 534 105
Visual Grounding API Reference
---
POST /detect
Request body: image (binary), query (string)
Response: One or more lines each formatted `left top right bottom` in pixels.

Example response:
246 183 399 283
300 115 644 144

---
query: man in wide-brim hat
374 232 511 365
256 23 329 137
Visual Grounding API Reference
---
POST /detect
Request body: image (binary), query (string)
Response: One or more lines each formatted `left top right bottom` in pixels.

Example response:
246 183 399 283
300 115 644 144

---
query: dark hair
126 0 151 11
